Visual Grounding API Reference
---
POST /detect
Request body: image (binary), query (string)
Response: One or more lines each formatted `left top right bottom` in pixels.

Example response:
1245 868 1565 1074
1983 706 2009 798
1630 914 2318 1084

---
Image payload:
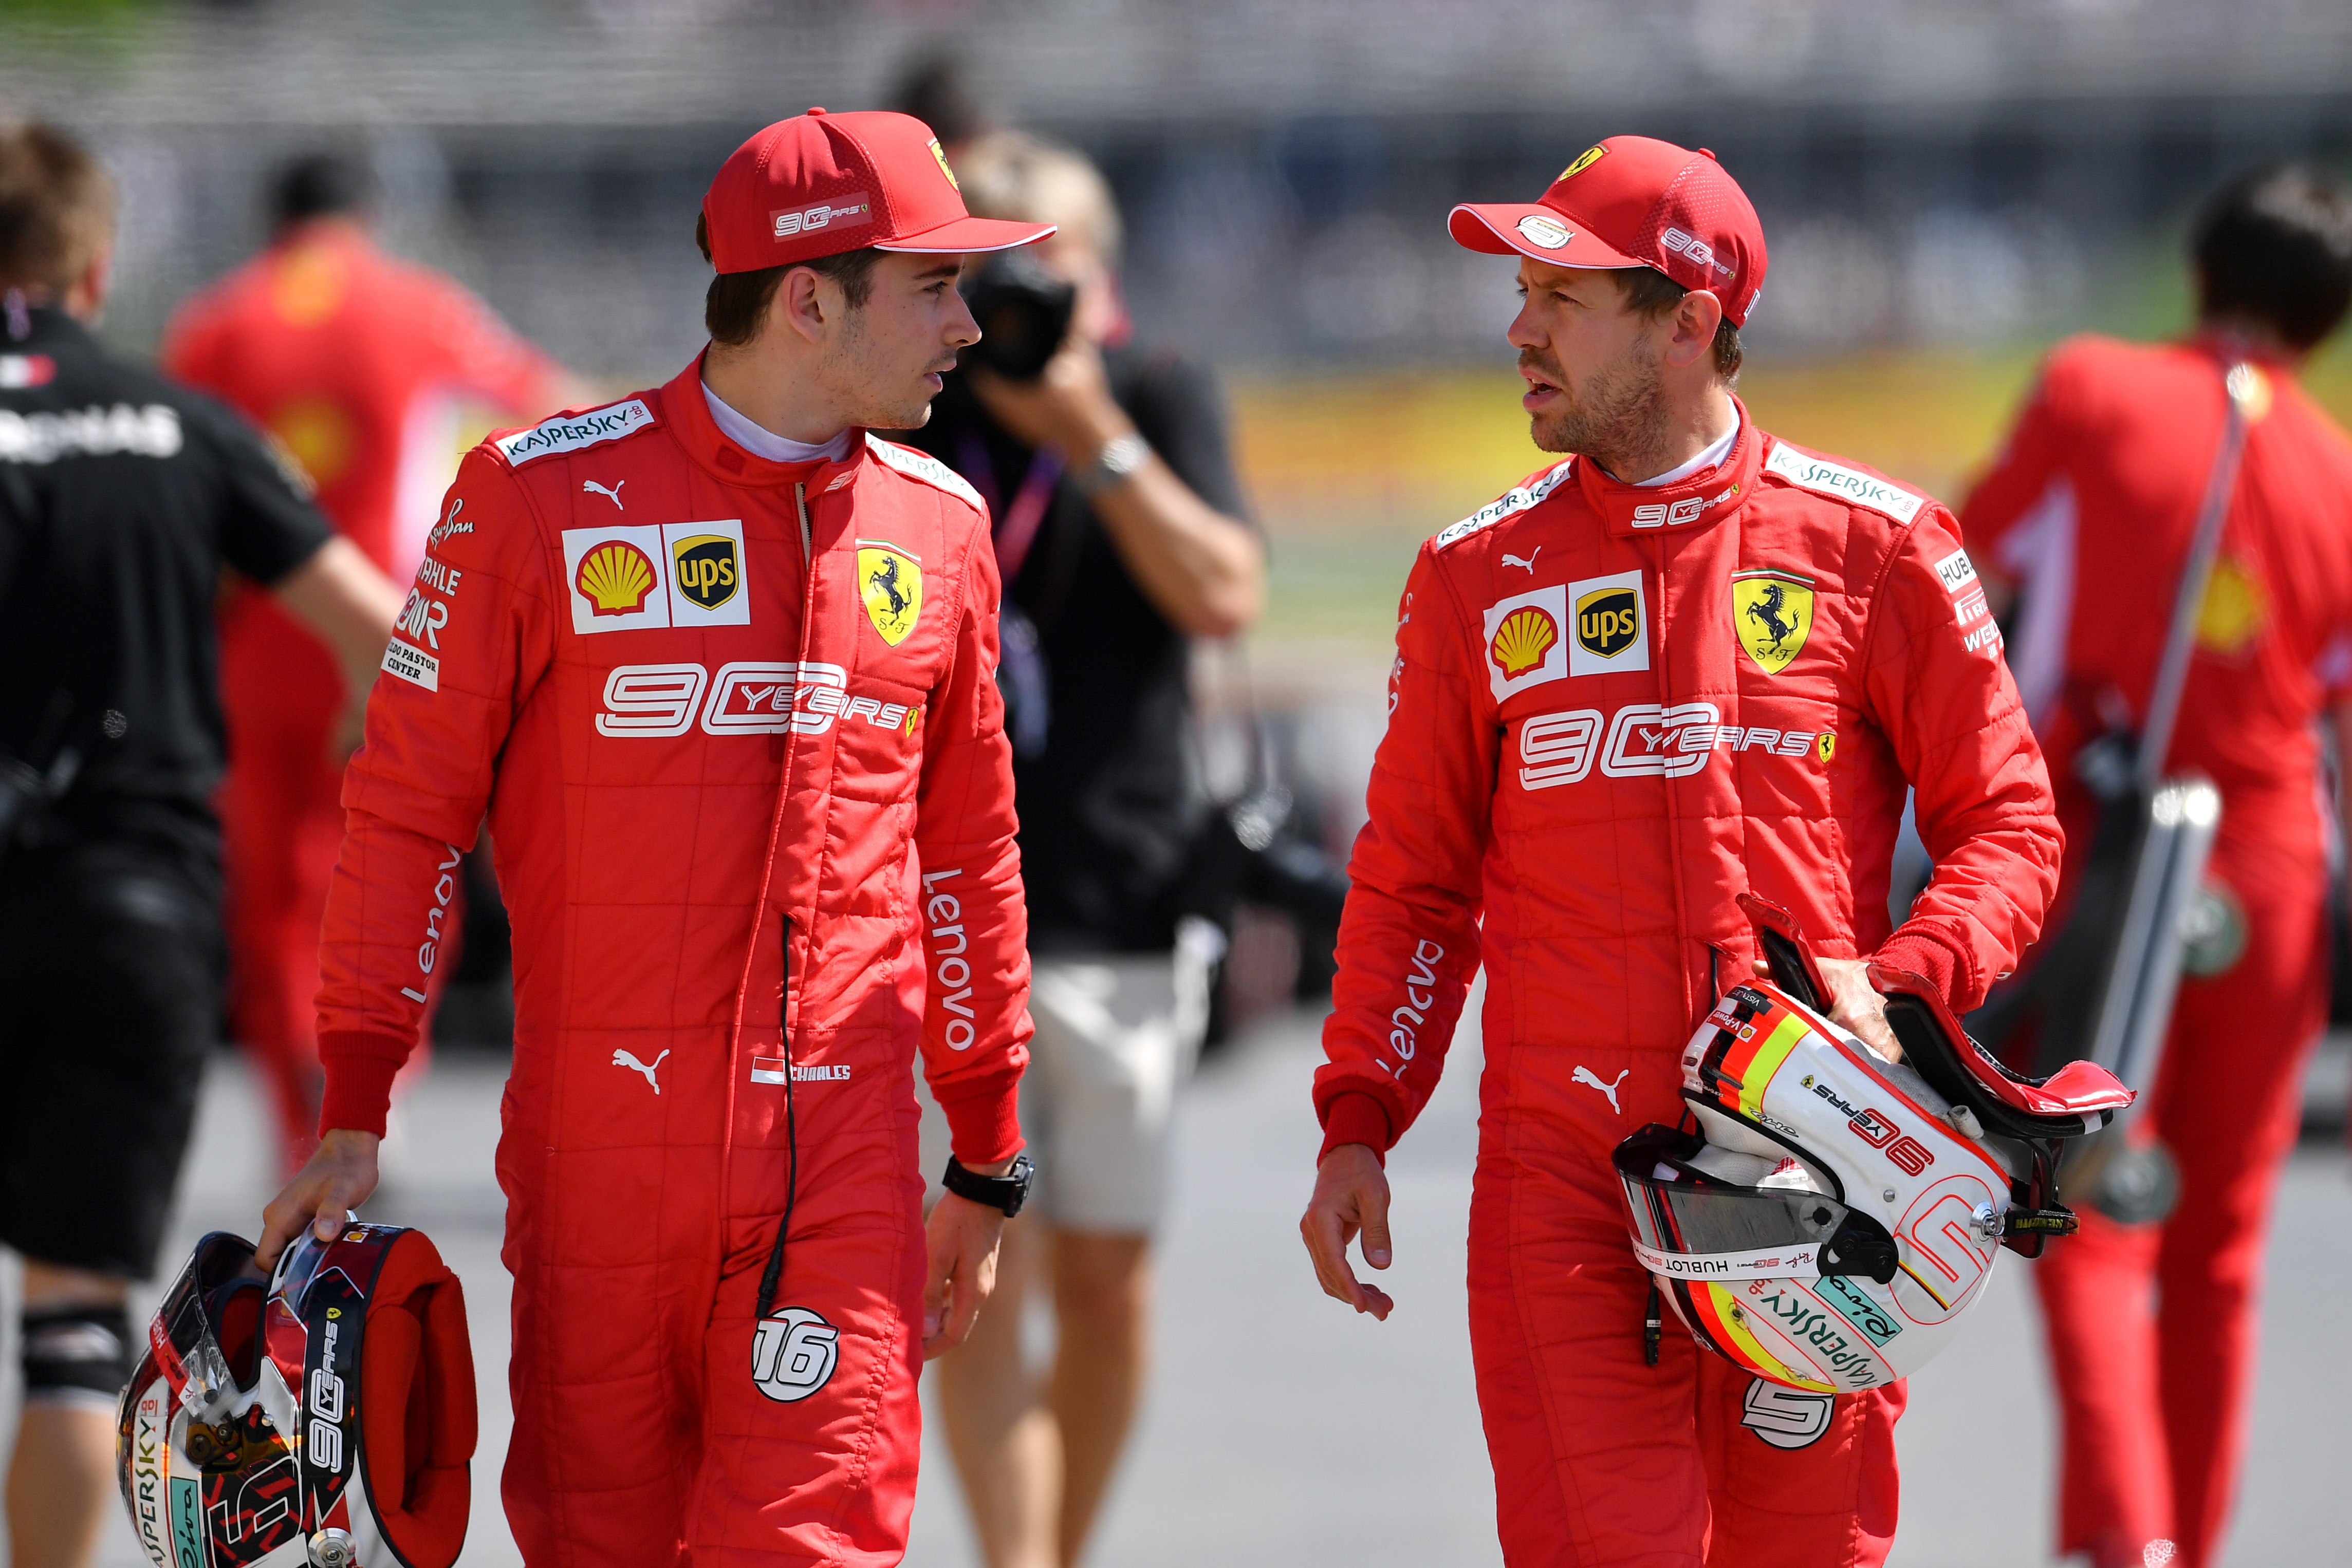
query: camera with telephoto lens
959 249 1077 380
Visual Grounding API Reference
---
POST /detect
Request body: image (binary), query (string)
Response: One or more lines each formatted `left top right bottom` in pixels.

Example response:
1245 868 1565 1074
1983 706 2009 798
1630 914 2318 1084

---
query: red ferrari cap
702 107 1053 275
1448 136 1767 326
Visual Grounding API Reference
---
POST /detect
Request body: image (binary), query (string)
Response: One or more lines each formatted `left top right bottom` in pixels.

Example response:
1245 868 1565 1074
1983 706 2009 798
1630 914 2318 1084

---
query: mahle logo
1575 586 1640 660
670 533 740 611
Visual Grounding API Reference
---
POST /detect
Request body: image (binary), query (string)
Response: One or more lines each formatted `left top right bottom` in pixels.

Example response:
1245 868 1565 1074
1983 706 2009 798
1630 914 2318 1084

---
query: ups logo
671 534 740 611
1576 586 1640 659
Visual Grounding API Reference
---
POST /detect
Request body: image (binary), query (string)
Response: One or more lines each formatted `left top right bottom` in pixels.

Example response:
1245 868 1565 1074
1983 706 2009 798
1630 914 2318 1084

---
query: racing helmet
1613 897 2133 1394
117 1222 476 1568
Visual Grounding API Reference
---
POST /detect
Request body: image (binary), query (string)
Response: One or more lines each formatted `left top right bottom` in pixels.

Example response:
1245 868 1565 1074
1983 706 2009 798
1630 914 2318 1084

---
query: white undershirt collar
702 381 853 464
1632 419 1740 488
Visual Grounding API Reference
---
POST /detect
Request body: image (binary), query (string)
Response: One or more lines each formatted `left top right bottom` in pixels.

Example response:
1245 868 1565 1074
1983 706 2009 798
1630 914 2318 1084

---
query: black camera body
959 249 1077 380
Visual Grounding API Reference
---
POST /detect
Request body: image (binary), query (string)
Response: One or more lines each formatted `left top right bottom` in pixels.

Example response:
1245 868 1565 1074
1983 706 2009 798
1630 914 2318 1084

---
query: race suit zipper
754 918 800 1320
738 474 826 1321
795 480 813 575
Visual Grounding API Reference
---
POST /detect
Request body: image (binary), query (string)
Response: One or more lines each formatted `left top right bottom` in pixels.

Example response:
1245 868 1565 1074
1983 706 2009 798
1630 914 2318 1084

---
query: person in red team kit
1961 165 2352 1568
1299 138 2063 1567
258 109 1052 1564
163 153 570 1167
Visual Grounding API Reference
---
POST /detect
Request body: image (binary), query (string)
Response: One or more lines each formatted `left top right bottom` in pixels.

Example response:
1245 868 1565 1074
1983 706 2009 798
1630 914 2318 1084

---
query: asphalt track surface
10 1006 2346 1567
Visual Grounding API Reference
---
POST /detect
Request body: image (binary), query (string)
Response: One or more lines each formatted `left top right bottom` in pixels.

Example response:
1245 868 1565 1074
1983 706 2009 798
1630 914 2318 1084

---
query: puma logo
1502 548 1542 573
613 1048 670 1093
582 479 626 510
1572 1065 1630 1114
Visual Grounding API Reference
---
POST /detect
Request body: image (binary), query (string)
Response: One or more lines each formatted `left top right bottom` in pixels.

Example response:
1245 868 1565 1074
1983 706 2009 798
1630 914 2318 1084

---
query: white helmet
117 1222 476 1568
1612 897 2133 1393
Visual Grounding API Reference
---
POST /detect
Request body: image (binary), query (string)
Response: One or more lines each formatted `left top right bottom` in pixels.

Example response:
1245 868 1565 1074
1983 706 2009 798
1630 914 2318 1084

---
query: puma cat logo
613 1048 670 1093
583 478 626 510
1573 1065 1630 1114
1502 548 1542 573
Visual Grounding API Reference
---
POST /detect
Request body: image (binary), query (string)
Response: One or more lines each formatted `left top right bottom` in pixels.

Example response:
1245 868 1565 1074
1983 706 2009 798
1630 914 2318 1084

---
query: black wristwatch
941 1152 1034 1217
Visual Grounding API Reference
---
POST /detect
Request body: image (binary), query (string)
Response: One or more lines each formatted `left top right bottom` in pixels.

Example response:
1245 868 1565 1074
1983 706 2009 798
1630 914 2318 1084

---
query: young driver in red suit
260 109 1052 1565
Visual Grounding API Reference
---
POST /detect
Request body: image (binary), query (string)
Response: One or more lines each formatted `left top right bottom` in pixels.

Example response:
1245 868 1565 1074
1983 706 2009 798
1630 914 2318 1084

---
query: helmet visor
140 1231 262 1418
1614 1123 1898 1283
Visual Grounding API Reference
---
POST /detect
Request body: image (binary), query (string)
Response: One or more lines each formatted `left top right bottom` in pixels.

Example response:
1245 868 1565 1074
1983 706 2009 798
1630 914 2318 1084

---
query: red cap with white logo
1448 136 1767 326
701 108 1053 275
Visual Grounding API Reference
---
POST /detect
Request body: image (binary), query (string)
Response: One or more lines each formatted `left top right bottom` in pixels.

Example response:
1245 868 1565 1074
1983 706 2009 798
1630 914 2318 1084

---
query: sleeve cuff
933 1073 1025 1169
318 1031 410 1139
1872 931 1966 1013
1318 1092 1394 1167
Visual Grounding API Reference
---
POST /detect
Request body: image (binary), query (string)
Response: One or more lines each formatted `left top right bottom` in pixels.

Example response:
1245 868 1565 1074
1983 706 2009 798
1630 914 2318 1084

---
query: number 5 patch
1740 1378 1836 1449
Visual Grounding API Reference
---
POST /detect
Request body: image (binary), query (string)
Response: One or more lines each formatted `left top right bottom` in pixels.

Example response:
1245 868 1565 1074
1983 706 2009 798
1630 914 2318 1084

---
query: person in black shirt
902 130 1264 1568
0 122 401 1568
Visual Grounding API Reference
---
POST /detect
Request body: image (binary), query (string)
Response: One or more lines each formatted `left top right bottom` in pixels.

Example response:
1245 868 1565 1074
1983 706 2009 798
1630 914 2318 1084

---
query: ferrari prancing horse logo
858 542 922 646
1732 570 1814 675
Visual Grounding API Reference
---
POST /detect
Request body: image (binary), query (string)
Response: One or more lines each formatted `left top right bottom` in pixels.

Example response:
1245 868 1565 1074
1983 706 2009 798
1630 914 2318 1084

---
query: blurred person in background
0 122 400 1568
1961 164 2352 1568
257 108 1045 1566
900 129 1262 1568
162 151 572 1172
1300 137 2062 1567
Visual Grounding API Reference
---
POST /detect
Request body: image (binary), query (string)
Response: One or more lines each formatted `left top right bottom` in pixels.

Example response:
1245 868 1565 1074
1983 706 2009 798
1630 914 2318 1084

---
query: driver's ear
773 267 832 346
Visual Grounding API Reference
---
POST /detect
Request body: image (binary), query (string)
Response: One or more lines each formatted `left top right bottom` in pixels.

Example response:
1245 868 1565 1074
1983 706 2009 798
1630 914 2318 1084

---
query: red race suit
314 367 1031 1565
163 221 564 1163
1316 407 2060 1568
1961 334 2352 1568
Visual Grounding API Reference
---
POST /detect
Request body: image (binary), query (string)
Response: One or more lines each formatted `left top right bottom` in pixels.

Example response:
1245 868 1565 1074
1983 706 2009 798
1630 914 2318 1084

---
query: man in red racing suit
259 109 1056 1564
1961 164 2352 1568
164 153 569 1167
1300 137 2062 1568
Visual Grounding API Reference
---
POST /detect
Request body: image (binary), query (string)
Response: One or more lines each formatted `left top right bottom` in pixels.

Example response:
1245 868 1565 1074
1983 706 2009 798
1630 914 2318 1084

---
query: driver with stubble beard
1300 138 2060 1566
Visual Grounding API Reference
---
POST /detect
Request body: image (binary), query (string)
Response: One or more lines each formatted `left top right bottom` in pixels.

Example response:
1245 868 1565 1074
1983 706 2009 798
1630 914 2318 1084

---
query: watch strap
941 1152 1033 1217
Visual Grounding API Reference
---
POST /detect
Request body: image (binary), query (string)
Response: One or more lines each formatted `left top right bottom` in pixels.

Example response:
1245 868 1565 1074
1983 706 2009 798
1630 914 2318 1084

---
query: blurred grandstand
3 0 2348 371
8 0 2352 1059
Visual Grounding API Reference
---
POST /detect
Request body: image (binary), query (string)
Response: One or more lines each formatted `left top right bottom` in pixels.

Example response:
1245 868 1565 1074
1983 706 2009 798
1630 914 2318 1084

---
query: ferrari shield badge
858 542 922 646
1733 570 1813 674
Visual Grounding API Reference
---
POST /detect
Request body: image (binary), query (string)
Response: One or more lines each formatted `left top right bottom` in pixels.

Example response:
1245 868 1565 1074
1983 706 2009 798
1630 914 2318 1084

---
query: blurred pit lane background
5 1 2352 1563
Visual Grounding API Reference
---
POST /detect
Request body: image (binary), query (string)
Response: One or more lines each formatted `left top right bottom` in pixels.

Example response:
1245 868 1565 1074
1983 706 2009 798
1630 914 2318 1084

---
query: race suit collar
663 354 862 491
1573 395 1760 540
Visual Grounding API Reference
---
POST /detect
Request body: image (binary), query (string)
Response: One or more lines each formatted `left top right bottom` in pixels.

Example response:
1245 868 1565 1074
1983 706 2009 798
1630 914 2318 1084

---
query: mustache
1517 350 1566 386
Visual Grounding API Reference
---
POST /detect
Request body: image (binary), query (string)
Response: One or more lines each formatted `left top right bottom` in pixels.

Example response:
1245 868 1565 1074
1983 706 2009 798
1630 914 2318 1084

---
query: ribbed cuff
318 1031 410 1138
935 1074 1024 1169
1318 1092 1394 1167
1872 932 1965 1012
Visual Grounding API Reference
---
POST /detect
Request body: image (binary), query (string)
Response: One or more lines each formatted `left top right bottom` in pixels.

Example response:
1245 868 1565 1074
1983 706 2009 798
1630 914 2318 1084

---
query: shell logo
576 540 658 616
1490 605 1559 679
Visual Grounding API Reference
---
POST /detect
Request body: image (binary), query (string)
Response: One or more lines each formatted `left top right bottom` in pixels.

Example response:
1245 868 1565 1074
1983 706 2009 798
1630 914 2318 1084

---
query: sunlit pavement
8 1011 2344 1567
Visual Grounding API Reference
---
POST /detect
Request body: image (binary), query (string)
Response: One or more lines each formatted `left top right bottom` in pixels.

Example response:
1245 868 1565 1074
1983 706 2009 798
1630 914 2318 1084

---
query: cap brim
874 216 1057 255
1448 203 1642 269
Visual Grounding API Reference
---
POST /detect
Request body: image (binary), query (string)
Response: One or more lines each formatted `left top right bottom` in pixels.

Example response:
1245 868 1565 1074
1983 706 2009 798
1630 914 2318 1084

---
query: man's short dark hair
0 121 114 294
2191 163 2352 351
1617 267 1744 379
694 212 880 347
271 151 376 228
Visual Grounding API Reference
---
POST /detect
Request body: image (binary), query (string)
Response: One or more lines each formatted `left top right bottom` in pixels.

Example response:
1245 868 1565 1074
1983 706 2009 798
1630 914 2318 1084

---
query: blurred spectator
907 128 1263 1568
0 122 399 1568
893 49 994 157
1963 163 2352 1568
161 151 572 1171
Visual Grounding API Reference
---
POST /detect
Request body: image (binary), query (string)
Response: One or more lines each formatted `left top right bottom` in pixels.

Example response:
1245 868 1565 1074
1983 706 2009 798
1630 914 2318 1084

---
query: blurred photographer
905 129 1263 1568
0 123 398 1568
